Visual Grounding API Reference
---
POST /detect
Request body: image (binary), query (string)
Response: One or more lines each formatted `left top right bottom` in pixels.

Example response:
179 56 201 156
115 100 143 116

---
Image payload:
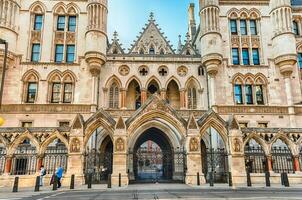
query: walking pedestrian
39 165 46 186
56 166 64 188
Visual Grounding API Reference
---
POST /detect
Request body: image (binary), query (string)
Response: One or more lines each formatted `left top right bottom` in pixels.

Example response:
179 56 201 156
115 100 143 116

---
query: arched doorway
84 129 113 184
129 128 185 183
166 80 180 109
126 79 141 109
200 127 228 183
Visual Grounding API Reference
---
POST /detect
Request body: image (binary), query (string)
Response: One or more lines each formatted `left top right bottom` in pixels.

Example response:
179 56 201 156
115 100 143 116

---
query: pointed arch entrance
128 128 186 183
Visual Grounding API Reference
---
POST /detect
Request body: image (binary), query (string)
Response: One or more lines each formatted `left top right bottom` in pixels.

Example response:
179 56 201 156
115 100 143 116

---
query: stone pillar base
185 172 206 185
111 173 128 186
231 174 247 186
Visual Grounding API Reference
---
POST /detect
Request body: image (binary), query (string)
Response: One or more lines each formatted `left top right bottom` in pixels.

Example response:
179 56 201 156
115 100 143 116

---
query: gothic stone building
1 0 302 187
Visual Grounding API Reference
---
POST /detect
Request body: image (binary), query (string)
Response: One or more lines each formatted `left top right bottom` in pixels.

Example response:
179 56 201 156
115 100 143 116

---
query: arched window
48 71 75 103
139 48 144 55
147 80 160 98
109 82 119 109
149 45 155 54
234 77 243 105
293 21 299 36
166 80 180 109
159 49 165 55
23 71 39 103
126 79 141 110
187 87 197 109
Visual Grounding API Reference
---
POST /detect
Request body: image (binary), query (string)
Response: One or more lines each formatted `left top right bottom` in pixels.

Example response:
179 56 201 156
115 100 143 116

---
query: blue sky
108 0 199 51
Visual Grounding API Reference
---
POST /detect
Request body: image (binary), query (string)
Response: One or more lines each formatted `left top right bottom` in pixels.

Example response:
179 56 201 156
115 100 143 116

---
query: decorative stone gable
228 115 240 130
125 94 187 127
107 31 125 55
187 114 198 130
116 116 126 129
129 13 174 55
71 114 84 130
179 33 199 56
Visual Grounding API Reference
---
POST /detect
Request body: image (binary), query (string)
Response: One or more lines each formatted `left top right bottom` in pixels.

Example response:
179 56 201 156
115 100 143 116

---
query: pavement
1 183 302 200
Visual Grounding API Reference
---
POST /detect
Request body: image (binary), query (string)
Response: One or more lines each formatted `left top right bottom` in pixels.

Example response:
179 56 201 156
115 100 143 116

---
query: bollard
118 173 121 187
88 173 92 189
247 171 252 187
34 176 40 192
107 174 112 188
52 175 58 191
281 172 285 186
12 177 19 193
228 172 233 187
209 171 214 187
283 173 290 187
70 174 75 189
265 171 270 187
197 172 200 186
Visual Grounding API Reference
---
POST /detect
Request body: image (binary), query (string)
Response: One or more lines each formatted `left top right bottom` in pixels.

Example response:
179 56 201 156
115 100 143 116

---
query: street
1 184 302 200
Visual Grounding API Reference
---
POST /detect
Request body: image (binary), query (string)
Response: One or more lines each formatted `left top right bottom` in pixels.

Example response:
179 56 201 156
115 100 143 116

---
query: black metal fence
245 146 266 173
272 147 294 173
84 149 113 184
203 148 228 183
0 147 6 175
11 145 37 175
300 147 302 171
43 144 68 174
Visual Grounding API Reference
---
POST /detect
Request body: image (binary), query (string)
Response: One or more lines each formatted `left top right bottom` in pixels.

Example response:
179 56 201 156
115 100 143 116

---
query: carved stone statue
189 137 199 152
70 138 81 153
233 138 241 152
115 137 125 152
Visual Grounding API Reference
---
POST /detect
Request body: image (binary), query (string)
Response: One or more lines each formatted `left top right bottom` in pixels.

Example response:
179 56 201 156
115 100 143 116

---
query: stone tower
85 0 108 111
199 0 222 107
270 0 297 127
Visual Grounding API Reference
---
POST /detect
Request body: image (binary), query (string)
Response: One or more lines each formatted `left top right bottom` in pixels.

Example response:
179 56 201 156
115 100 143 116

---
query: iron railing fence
244 146 266 173
43 144 68 174
11 145 37 175
272 146 294 173
0 147 6 175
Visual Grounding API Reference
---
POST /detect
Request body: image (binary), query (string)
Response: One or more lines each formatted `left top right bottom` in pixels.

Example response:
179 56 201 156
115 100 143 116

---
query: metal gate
84 149 113 184
128 148 186 183
0 147 6 175
11 145 37 175
203 148 228 183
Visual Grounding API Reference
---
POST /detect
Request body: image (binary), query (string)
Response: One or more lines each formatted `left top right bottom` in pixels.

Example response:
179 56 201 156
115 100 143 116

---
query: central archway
129 127 185 183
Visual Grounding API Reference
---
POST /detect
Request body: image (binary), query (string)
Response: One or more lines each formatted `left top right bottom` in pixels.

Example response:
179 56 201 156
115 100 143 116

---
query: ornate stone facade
1 0 302 187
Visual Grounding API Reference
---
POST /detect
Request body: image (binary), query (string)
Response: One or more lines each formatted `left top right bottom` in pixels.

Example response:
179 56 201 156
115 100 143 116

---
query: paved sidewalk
1 183 302 200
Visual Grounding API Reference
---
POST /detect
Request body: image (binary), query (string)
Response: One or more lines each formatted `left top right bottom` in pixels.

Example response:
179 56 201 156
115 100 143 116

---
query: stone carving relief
189 137 199 152
115 137 125 152
177 66 188 77
233 138 241 152
118 65 130 76
70 138 81 153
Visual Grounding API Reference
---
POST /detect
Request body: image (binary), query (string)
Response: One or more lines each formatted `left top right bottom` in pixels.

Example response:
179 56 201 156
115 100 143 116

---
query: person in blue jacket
55 166 64 188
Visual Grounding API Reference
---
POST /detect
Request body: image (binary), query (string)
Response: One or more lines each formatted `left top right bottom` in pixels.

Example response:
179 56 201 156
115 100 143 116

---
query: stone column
179 89 186 109
4 155 13 174
141 88 147 104
36 154 44 173
208 72 217 107
227 116 246 186
111 117 128 186
91 75 98 112
185 115 205 185
160 89 166 99
120 88 127 109
293 155 300 172
266 155 273 172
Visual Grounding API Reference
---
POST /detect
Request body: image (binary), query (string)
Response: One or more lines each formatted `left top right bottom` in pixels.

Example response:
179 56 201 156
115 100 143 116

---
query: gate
11 145 37 175
128 148 186 183
0 146 5 175
203 148 228 183
84 149 113 184
43 144 68 174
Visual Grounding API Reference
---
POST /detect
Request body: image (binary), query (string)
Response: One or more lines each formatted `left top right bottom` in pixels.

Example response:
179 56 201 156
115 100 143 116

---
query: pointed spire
185 32 191 44
149 12 155 22
177 35 183 53
113 31 118 41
